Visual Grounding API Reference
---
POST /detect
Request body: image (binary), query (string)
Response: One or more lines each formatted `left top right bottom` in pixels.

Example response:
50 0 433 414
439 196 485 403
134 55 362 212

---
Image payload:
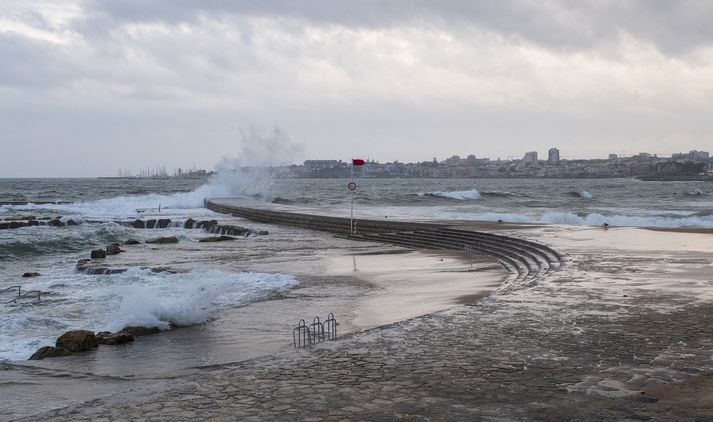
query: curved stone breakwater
206 200 563 288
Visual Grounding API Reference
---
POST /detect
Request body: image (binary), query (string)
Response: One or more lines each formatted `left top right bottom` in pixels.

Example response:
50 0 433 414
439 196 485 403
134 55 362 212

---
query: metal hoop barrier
347 182 357 191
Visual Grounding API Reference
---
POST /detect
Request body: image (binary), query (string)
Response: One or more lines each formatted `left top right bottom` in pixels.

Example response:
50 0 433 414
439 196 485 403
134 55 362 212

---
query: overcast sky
1 1 713 176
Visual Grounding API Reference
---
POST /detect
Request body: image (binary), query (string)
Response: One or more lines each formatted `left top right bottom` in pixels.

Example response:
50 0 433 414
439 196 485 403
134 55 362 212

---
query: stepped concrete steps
417 230 555 276
408 230 548 274
439 228 563 267
358 232 531 280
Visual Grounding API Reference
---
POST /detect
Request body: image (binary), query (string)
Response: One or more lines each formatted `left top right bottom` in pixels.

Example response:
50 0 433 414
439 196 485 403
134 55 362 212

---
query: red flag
352 159 366 166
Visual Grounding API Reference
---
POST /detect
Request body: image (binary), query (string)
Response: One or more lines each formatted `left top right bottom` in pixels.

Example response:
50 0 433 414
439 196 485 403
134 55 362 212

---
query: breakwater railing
2 286 42 304
293 314 338 348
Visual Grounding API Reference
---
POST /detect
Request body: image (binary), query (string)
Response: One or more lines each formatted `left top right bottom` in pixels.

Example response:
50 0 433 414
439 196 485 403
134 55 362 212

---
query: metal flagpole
350 162 354 235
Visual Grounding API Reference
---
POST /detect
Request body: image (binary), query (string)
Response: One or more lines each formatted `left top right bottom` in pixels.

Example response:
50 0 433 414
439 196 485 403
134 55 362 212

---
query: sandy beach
3 204 713 421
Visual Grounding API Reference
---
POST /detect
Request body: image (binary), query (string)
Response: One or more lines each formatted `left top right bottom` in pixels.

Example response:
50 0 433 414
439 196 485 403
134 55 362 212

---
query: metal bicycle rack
293 313 338 348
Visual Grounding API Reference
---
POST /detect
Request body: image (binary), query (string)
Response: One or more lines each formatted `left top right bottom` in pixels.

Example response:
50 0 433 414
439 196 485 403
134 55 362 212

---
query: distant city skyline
2 1 713 177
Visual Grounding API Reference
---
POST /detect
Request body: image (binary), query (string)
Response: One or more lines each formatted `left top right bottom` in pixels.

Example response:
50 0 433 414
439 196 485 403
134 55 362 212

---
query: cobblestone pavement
17 280 713 421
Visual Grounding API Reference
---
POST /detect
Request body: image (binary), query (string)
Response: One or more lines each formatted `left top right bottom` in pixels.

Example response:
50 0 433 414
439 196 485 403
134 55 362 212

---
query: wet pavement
5 224 713 421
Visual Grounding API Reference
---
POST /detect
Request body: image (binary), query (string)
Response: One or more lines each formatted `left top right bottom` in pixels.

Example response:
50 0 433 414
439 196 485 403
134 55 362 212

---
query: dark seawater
1 175 712 361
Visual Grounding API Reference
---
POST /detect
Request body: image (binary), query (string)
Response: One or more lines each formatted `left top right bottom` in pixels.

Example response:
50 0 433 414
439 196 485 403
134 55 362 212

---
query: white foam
2 170 274 220
446 211 713 228
0 268 298 361
417 189 481 200
580 191 593 199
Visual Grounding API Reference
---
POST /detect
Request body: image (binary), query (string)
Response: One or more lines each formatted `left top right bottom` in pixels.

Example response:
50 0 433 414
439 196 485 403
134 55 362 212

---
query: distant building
547 148 560 165
522 151 538 165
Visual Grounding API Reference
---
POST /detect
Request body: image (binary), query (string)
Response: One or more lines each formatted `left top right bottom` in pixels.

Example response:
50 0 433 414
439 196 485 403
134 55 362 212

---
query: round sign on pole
347 182 357 191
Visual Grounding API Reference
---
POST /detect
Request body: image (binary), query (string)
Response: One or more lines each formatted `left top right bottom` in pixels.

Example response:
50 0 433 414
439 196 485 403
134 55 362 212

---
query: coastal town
285 148 713 180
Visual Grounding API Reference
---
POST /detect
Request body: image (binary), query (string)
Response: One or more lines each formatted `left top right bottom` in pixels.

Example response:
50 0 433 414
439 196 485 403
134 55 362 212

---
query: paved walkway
21 280 713 421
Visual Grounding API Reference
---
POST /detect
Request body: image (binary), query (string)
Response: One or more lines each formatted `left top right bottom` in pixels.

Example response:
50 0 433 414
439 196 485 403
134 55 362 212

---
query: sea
1 175 712 363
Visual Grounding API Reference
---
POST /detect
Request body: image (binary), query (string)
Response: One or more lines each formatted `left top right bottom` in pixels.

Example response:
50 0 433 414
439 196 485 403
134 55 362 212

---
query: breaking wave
568 190 593 199
2 171 272 219
416 189 481 201
0 268 299 361
458 211 713 228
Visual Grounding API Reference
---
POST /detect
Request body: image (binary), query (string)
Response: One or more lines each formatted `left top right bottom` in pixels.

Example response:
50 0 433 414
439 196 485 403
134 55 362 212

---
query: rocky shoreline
15 217 271 360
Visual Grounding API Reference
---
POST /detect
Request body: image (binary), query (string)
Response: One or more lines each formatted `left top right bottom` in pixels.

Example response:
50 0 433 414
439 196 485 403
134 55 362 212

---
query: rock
48 217 63 227
27 220 40 226
28 346 72 360
56 330 98 353
105 244 123 255
257 230 269 235
90 249 106 259
9 221 28 229
0 222 8 230
22 272 41 278
76 259 92 271
196 220 218 229
66 219 78 226
150 267 181 274
96 331 134 345
85 267 127 275
184 218 196 229
199 236 237 242
145 219 157 229
146 236 178 244
131 219 145 229
157 218 171 228
117 326 160 337
123 238 140 245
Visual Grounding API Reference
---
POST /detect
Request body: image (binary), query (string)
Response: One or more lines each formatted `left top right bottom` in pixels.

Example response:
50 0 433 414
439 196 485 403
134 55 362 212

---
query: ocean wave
480 190 519 198
452 211 713 228
0 224 130 261
105 268 298 331
568 190 593 199
0 268 298 361
416 189 481 201
0 171 271 219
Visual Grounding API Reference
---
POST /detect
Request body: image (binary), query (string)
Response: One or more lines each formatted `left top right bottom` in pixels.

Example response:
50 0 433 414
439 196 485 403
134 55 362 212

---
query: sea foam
417 189 481 201
0 268 298 361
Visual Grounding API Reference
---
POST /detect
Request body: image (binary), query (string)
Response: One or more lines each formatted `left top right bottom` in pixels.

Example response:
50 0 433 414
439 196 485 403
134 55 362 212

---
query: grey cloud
83 0 713 53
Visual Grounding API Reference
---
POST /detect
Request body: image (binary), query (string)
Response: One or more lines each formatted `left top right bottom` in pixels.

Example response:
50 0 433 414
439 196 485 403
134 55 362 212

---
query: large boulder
96 331 134 345
0 222 8 230
55 330 98 352
105 244 123 255
157 218 171 228
195 220 218 229
28 346 72 360
47 217 63 227
131 219 145 229
117 326 160 337
145 219 157 229
65 219 78 226
22 272 41 278
9 221 28 229
184 218 196 229
146 236 178 244
199 236 236 243
123 238 140 245
90 249 106 259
